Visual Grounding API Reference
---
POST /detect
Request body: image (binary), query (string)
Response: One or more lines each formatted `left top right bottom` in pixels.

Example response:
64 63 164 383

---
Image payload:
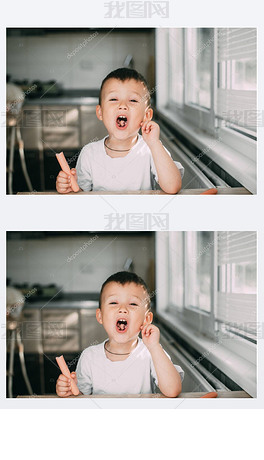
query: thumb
70 168 76 175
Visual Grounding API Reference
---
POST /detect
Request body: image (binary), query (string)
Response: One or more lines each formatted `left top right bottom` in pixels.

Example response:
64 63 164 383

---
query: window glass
186 28 213 109
168 28 184 106
185 231 213 313
168 232 184 309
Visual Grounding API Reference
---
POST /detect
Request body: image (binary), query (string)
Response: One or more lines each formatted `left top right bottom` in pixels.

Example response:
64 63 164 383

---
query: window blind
217 231 257 265
216 28 257 132
216 231 257 331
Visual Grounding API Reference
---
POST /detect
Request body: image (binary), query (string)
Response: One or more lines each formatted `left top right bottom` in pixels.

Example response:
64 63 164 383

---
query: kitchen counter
19 293 106 357
24 292 99 309
17 391 251 398
18 93 105 191
17 187 251 195
24 89 99 106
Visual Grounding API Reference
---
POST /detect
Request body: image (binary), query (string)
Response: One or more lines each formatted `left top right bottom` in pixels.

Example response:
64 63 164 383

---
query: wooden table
17 187 251 195
17 391 251 398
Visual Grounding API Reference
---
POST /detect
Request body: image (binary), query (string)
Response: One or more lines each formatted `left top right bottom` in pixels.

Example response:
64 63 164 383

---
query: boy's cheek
140 318 147 329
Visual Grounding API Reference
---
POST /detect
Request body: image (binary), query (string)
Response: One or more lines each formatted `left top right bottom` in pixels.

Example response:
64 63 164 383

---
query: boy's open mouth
116 115 128 129
116 318 128 333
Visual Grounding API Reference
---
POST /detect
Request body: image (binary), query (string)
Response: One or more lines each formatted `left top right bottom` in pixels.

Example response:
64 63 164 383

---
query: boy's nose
118 304 128 313
118 101 128 110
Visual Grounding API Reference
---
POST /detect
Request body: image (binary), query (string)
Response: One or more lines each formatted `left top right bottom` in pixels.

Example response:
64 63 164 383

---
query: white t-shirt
75 338 184 395
76 135 184 191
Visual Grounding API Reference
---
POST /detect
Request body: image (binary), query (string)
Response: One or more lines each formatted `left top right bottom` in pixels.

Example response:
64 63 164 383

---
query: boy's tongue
116 115 127 129
116 319 128 332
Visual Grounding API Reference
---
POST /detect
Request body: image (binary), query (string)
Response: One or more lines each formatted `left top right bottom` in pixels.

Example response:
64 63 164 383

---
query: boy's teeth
116 319 127 330
116 116 127 127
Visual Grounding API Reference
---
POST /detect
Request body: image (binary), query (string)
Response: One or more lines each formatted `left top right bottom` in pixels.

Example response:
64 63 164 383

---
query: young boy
56 271 184 397
56 68 184 194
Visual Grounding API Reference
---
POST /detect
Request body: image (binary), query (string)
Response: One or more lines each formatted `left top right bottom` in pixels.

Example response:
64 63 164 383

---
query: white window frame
182 232 216 338
155 232 257 364
182 28 216 135
155 28 257 181
163 28 216 134
157 232 216 339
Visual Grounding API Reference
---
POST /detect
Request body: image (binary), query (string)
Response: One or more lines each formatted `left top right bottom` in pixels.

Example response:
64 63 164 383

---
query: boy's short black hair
99 68 151 106
99 271 150 309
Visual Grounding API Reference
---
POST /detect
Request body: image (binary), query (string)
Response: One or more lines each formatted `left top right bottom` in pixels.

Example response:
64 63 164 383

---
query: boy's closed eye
108 301 139 308
108 98 139 103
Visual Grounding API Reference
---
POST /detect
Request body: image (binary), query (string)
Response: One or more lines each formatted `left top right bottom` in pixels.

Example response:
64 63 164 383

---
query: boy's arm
141 121 182 194
141 324 182 398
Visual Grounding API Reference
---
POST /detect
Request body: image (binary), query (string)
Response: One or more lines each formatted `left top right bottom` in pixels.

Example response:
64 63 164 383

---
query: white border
1 2 264 451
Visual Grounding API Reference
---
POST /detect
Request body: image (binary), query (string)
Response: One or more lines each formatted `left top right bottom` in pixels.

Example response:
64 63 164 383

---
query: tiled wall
7 30 155 89
7 234 155 292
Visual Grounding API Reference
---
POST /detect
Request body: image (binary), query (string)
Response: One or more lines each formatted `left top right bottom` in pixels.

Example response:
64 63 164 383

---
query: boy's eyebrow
106 294 143 300
106 90 143 97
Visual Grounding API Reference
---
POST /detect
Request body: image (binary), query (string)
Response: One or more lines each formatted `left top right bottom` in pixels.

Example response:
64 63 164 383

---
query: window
156 28 257 165
168 28 184 106
185 28 213 110
168 232 184 309
216 28 257 138
156 231 257 395
156 231 257 343
185 231 213 313
216 231 257 341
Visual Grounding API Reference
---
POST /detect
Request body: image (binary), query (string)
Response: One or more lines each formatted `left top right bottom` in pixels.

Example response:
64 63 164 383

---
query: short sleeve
150 348 185 389
150 145 184 184
173 161 184 179
75 349 93 395
76 146 93 191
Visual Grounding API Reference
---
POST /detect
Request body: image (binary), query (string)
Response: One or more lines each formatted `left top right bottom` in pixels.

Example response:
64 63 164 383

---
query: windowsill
157 311 256 397
157 107 256 194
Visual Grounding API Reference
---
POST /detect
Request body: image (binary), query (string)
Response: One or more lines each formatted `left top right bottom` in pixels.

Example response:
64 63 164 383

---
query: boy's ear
144 310 153 325
96 105 103 121
96 308 103 324
143 107 153 122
